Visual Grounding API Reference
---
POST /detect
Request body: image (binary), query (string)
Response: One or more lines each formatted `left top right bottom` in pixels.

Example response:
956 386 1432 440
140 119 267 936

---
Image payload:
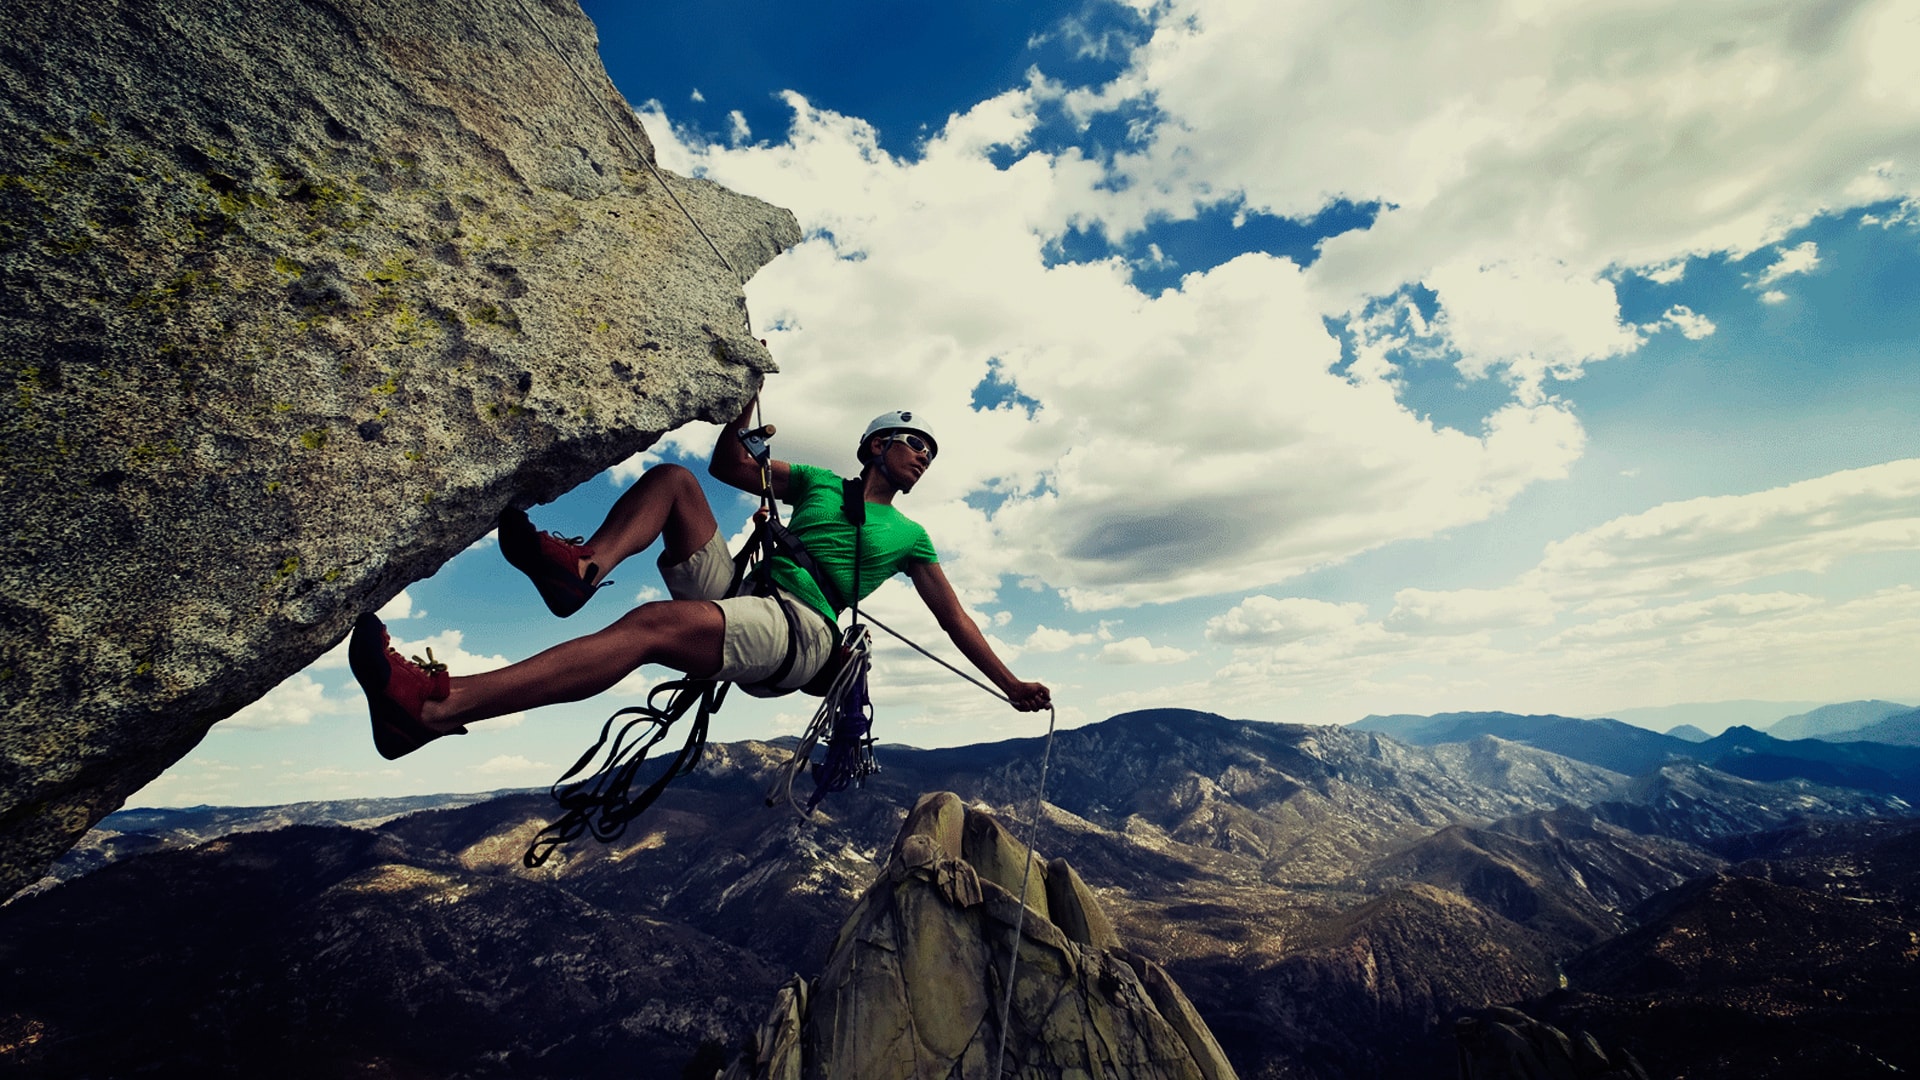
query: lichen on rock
724 792 1241 1080
0 0 800 898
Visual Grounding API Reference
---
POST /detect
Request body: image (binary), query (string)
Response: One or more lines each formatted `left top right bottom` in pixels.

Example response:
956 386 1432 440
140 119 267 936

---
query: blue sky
136 0 1920 807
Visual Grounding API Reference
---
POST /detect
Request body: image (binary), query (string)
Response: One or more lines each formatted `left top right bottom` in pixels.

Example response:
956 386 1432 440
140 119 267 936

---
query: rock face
0 0 799 896
722 791 1239 1080
1454 1007 1648 1080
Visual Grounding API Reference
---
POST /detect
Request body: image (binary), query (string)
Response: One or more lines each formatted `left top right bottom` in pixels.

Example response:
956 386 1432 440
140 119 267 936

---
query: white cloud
377 588 416 621
1176 459 1920 723
609 449 665 485
643 85 1589 612
311 636 351 671
1644 261 1688 285
612 2 1920 733
384 628 513 677
1547 592 1822 646
608 667 673 699
1754 241 1821 287
1033 0 1918 417
1659 304 1717 340
1099 636 1194 665
220 673 339 730
1426 258 1645 392
1385 587 1557 635
471 754 555 780
1528 459 1920 601
1207 596 1367 644
1024 624 1096 652
1088 0 1920 304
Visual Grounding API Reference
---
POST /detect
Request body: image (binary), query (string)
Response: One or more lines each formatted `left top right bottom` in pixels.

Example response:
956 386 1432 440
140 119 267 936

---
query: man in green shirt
351 397 1052 759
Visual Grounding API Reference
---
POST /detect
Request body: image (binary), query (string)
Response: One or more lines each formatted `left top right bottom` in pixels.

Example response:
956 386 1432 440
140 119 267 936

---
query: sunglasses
885 432 936 459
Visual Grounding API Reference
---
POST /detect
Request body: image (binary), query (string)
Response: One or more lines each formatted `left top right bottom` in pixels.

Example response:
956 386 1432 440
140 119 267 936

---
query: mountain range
1766 699 1917 741
1353 709 1920 800
5 708 1918 1079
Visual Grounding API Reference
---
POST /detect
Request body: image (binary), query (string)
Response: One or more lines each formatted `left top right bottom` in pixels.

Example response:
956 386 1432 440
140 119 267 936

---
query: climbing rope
522 677 727 867
506 0 743 284
860 610 1058 1079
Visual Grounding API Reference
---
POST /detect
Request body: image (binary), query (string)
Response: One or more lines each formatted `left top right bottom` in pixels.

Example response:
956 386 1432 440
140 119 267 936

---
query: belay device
522 421 881 868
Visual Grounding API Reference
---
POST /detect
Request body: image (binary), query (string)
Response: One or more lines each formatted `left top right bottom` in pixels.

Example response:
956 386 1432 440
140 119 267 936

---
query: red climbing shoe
498 506 603 617
349 612 461 761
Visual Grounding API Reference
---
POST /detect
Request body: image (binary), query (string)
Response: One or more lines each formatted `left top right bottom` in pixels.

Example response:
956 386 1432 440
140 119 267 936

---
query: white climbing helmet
857 409 938 462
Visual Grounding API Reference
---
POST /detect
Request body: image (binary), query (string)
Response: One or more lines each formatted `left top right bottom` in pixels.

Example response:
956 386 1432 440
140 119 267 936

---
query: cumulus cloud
1087 0 1919 297
1025 624 1097 652
623 0 1920 730
1658 305 1717 340
1527 459 1920 601
643 83 1589 612
608 668 673 699
1207 596 1367 644
1644 262 1688 285
1426 258 1645 392
1036 0 1920 409
377 588 417 621
220 673 338 730
1385 587 1557 635
1099 636 1194 665
472 755 555 780
1754 241 1821 287
1185 462 1920 723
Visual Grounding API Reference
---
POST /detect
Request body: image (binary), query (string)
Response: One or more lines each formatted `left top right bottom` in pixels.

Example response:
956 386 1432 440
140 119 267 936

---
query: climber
350 396 1052 759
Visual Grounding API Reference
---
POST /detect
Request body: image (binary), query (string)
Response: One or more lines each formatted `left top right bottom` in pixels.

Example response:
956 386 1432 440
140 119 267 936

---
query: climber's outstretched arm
908 561 1052 712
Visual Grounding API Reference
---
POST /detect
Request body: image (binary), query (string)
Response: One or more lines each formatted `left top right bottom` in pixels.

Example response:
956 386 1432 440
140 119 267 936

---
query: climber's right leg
500 463 718 618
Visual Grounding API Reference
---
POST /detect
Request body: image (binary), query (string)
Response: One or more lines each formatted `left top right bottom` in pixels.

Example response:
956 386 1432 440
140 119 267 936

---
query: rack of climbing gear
763 622 878 817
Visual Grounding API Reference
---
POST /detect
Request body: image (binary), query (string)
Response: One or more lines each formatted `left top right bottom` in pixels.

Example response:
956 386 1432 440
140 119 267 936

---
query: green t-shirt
770 462 939 626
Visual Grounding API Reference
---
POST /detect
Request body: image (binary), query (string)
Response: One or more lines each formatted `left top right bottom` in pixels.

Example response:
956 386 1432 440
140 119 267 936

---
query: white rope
862 611 1015 704
506 0 743 284
859 610 1057 1078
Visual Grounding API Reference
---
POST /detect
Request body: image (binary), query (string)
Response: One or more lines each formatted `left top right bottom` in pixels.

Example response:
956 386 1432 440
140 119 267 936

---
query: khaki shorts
659 531 835 695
